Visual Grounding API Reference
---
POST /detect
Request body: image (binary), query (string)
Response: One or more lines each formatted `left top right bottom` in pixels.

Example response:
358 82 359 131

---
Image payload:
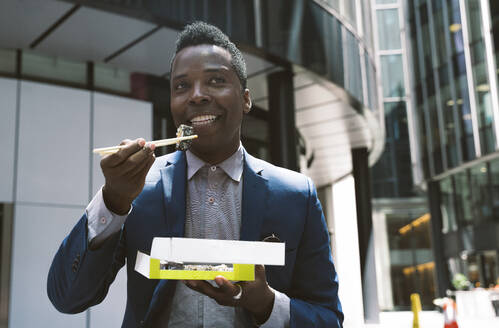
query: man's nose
189 83 210 105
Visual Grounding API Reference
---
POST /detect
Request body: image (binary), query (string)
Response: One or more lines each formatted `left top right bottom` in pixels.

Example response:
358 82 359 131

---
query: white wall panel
92 92 152 195
9 204 86 328
16 81 90 205
0 78 17 202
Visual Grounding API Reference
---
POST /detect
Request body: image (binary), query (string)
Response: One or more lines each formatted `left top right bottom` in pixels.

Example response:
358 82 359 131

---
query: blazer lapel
240 151 269 241
159 151 187 238
143 151 186 327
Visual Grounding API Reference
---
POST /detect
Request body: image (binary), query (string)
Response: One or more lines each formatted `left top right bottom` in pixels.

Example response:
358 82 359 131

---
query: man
48 22 343 327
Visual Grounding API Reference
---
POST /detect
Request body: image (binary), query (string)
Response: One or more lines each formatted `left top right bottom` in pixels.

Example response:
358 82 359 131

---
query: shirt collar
185 143 244 182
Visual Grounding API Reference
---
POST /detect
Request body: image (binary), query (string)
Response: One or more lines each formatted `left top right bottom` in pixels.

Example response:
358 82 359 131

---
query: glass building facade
406 0 499 293
371 0 434 310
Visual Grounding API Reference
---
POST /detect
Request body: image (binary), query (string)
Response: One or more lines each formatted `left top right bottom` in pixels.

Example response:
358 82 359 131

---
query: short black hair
171 21 247 90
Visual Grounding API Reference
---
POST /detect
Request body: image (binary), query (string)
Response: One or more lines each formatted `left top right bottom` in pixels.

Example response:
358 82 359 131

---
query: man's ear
243 89 252 114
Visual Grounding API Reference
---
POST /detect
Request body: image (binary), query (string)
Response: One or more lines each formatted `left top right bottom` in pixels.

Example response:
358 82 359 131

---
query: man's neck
188 142 241 165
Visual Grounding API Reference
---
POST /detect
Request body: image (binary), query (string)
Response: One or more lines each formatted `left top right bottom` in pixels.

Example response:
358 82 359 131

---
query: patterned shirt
166 146 247 327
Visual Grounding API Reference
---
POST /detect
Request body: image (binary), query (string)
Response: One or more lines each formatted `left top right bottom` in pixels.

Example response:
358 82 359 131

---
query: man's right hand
100 138 156 215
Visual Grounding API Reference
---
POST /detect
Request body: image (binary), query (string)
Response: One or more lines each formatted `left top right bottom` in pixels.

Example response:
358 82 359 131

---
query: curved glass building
406 0 499 293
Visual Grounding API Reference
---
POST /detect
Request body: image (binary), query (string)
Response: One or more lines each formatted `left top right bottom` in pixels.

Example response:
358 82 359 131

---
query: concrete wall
1 78 152 327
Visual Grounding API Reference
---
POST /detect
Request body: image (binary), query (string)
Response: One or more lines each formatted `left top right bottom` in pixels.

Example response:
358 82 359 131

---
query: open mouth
189 114 218 126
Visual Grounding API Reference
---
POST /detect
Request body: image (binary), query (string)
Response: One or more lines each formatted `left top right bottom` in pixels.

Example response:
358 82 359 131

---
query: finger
214 276 240 297
119 142 154 175
102 138 146 167
131 152 155 180
184 280 220 299
124 144 155 176
255 265 266 279
184 280 237 306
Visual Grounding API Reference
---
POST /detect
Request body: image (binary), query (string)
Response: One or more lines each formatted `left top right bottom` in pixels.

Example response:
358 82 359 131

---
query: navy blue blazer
47 150 343 327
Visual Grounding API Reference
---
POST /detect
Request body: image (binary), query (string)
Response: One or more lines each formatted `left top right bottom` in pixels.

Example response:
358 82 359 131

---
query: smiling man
47 22 343 328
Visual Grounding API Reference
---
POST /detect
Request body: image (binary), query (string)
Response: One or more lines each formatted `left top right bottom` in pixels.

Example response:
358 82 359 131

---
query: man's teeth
190 115 217 125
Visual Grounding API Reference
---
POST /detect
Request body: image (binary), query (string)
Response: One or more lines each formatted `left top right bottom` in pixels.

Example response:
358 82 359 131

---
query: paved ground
363 311 499 328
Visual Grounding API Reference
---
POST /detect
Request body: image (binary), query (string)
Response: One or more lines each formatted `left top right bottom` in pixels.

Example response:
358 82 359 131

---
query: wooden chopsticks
93 135 198 156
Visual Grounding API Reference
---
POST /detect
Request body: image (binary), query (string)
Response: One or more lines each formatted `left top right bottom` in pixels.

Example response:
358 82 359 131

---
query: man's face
170 44 251 164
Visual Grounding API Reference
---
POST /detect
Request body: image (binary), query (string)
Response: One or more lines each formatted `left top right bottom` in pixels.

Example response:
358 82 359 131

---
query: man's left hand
184 264 275 324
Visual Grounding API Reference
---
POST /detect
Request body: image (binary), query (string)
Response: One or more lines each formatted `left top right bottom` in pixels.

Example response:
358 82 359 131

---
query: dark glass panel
386 212 436 309
415 84 424 105
325 14 344 86
433 8 447 67
409 17 421 84
469 164 492 223
452 52 466 77
455 76 476 161
438 64 450 88
417 105 431 178
260 0 366 105
428 95 443 174
344 31 363 100
447 0 465 55
489 158 499 222
371 102 415 198
454 170 473 226
440 177 458 233
440 85 458 168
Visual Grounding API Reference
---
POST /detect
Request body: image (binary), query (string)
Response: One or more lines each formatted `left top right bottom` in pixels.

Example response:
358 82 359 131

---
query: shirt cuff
259 287 290 328
86 187 131 245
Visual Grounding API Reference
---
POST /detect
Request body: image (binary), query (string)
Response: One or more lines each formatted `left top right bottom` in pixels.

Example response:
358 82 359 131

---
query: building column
267 69 298 171
351 147 379 323
427 180 452 296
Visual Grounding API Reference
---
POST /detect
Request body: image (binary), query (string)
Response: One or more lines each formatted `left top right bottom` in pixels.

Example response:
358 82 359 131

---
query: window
344 31 363 101
22 51 86 85
386 212 436 309
377 9 401 50
0 49 16 75
380 54 405 97
489 158 499 221
469 164 492 222
440 177 458 233
94 64 131 94
454 170 473 226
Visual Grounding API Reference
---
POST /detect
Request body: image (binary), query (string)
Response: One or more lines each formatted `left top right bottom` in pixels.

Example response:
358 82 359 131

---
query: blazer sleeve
289 178 344 327
47 213 126 314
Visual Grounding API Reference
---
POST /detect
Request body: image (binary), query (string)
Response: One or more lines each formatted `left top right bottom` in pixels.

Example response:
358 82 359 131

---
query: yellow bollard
411 293 422 328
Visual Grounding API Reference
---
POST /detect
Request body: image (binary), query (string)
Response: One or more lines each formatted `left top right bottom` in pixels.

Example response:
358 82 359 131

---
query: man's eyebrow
171 67 230 81
204 67 230 73
171 73 187 81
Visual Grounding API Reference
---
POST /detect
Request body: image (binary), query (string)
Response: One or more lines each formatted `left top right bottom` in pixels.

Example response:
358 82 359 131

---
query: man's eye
209 77 225 84
174 82 188 90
